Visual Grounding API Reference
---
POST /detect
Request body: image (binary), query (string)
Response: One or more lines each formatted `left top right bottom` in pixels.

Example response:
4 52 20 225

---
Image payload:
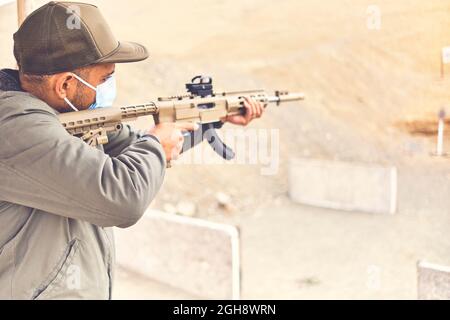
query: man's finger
256 101 263 118
175 122 200 131
171 142 183 160
226 115 247 126
248 96 258 119
243 99 254 121
171 150 179 161
254 103 261 118
176 139 184 151
251 97 259 118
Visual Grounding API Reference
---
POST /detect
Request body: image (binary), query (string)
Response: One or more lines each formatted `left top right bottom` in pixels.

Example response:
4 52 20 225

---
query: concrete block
114 210 240 299
289 158 397 214
418 261 450 300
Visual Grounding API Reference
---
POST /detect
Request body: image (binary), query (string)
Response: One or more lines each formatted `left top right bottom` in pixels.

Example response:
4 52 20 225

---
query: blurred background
2 0 450 299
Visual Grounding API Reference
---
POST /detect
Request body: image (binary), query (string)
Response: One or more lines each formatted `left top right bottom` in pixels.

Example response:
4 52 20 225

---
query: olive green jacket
0 69 166 299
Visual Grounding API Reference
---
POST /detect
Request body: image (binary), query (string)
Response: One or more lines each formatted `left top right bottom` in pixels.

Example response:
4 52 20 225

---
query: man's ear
54 72 76 100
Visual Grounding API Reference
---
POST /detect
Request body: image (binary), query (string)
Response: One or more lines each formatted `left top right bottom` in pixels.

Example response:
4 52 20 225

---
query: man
0 1 264 299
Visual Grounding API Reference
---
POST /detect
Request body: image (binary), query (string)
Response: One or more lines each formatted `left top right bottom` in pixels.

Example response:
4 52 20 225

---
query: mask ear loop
64 97 79 112
71 73 97 91
64 73 97 112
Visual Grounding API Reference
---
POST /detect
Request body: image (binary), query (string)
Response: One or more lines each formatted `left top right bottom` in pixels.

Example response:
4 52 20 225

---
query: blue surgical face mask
64 73 116 111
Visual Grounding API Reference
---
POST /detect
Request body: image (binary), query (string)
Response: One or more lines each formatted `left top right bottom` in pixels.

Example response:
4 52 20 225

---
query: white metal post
437 109 445 156
17 0 33 27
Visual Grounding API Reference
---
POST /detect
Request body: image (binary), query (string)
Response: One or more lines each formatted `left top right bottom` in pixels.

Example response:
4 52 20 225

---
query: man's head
13 1 148 112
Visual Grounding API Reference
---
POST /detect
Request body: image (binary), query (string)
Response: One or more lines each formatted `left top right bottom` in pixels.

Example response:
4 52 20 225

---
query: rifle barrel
267 92 305 104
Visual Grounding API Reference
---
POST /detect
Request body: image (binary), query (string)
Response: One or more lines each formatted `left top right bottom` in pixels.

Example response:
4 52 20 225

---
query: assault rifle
58 76 304 163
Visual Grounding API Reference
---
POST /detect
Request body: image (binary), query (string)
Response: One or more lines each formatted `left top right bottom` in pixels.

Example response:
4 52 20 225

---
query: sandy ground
2 0 450 299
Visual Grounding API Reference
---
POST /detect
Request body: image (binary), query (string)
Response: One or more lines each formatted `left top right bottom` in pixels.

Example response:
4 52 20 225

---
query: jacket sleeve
104 124 148 158
0 93 166 228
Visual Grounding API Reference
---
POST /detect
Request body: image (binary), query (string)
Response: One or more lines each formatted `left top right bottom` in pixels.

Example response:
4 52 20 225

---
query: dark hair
18 65 92 89
19 72 50 85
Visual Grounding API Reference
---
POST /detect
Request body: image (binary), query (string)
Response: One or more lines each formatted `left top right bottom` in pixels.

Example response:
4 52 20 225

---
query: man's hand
148 122 199 161
221 96 265 126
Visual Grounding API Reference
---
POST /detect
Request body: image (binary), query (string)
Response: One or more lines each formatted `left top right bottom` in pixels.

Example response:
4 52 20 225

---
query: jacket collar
0 69 22 92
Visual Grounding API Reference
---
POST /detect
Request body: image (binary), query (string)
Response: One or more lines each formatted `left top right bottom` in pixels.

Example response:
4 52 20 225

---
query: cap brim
99 41 149 64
